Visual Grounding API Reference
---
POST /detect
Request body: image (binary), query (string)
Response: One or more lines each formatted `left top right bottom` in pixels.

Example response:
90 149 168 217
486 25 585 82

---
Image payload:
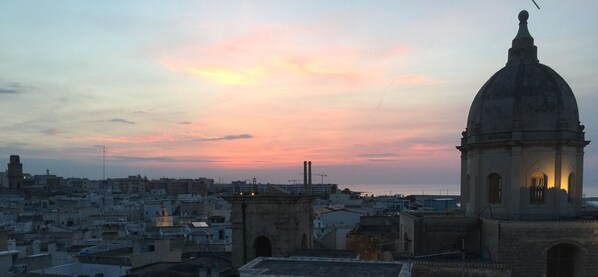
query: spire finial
518 10 529 24
507 10 538 65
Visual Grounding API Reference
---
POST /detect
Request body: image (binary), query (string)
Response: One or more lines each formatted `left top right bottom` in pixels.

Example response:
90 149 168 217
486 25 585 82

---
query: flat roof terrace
239 257 408 277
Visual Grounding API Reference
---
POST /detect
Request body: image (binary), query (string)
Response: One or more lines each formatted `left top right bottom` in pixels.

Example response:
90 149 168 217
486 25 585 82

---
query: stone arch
545 243 583 277
254 236 272 257
542 240 587 255
487 173 502 204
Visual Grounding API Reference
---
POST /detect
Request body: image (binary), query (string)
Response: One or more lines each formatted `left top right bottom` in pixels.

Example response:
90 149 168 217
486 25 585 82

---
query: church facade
458 10 588 220
404 11 598 277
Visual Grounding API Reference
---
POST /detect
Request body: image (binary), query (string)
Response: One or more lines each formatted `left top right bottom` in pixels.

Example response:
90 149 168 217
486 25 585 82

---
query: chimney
303 161 307 185
307 161 312 194
308 161 312 185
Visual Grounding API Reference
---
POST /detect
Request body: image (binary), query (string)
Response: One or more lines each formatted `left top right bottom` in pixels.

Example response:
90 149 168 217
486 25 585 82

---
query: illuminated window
530 173 547 204
567 173 575 203
488 173 502 204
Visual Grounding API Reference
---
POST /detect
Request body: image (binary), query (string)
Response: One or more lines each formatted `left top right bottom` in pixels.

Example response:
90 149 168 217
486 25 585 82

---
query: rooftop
239 257 407 277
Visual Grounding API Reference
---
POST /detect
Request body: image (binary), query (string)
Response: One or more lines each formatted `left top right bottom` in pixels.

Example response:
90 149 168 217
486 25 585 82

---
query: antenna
532 0 540 9
97 145 107 180
103 146 106 180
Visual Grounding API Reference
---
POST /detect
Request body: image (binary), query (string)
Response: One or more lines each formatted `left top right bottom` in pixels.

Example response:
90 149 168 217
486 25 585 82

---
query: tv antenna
102 146 106 180
96 145 107 180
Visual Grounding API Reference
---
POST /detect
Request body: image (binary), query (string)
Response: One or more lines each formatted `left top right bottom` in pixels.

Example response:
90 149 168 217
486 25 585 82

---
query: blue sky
1 1 597 195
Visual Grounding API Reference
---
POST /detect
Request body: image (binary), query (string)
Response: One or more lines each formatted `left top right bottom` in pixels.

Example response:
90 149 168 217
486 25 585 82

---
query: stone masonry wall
496 220 598 276
412 261 511 277
229 195 314 269
416 216 479 256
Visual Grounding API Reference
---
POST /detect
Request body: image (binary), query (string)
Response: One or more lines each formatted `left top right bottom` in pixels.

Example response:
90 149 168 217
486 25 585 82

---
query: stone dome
464 11 585 145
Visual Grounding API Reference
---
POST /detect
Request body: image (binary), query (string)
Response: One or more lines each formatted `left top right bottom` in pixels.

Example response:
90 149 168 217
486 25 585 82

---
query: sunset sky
1 1 597 194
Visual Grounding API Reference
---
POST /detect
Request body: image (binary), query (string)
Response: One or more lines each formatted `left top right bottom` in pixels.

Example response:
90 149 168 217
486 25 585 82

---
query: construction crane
313 173 328 184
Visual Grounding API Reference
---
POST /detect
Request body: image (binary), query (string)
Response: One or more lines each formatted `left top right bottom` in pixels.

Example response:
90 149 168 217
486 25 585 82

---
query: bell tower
227 186 315 269
458 11 589 219
7 155 24 189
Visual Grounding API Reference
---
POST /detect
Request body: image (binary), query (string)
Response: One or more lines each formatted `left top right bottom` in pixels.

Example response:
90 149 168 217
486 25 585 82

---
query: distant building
314 206 362 250
0 171 8 188
0 229 20 274
143 200 172 222
127 255 233 277
76 239 181 271
213 181 337 196
329 191 363 207
108 175 146 194
155 206 174 227
422 198 457 211
7 155 23 189
145 177 213 195
227 185 316 270
346 215 399 261
33 170 62 191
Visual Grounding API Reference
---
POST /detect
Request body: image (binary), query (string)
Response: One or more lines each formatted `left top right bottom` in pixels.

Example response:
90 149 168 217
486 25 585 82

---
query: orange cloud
277 55 363 85
394 74 431 84
64 25 461 172
158 25 410 88
186 66 266 85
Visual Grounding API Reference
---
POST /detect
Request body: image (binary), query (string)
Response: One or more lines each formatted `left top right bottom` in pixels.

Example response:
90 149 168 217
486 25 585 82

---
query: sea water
341 183 598 198
340 183 459 197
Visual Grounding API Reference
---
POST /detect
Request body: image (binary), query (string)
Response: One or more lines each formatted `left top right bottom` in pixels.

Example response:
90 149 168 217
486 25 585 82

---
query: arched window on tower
530 172 547 204
567 173 575 203
488 173 502 204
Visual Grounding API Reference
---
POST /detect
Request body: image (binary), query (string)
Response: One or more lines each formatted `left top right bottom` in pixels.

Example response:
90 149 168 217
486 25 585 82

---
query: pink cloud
390 74 445 86
395 74 430 84
63 24 459 171
158 24 410 88
65 98 463 171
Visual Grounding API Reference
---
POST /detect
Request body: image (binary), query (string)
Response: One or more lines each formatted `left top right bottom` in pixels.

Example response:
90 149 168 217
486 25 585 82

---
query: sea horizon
339 183 460 197
340 183 598 198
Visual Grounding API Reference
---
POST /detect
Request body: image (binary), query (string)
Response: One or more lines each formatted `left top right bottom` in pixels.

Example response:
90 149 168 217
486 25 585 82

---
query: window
530 173 547 204
547 244 576 277
567 173 575 203
488 173 502 204
255 236 272 257
403 232 411 252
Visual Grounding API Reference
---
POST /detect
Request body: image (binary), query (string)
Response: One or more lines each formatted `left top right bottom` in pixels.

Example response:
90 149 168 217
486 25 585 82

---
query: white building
314 207 363 250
